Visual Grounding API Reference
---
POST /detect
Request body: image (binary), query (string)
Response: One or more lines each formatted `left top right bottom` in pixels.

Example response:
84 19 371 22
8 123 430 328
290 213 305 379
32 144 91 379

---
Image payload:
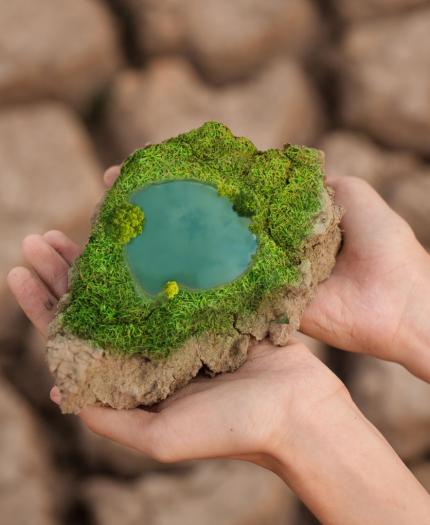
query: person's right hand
301 175 430 382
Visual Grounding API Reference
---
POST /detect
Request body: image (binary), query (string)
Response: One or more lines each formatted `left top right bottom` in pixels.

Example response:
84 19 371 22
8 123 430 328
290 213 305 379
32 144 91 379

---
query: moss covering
60 122 324 358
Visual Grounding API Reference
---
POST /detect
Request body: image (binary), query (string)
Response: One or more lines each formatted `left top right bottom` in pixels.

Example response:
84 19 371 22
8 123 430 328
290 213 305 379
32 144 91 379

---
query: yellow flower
164 280 179 299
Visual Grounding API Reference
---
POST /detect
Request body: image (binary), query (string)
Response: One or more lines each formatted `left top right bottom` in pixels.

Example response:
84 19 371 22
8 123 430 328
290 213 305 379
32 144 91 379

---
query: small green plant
164 281 179 299
110 203 144 244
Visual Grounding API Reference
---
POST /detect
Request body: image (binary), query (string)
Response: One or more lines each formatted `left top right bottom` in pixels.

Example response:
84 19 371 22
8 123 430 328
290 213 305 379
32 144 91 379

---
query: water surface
125 180 257 295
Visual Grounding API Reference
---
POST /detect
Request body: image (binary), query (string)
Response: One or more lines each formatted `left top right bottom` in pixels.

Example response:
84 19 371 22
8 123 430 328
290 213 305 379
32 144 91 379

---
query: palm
130 340 340 464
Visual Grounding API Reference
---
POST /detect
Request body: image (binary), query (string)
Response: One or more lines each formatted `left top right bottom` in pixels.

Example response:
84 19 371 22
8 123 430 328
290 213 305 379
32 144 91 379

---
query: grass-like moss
60 122 324 358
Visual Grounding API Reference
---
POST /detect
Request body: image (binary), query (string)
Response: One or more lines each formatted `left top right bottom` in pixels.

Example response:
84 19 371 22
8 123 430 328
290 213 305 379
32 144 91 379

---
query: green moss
61 122 324 358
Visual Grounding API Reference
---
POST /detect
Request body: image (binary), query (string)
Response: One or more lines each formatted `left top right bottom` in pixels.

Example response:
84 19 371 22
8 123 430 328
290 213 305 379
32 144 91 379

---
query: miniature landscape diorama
47 121 342 414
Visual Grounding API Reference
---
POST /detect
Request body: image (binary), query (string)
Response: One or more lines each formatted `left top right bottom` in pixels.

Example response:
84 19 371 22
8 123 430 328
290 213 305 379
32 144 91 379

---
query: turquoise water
125 180 257 296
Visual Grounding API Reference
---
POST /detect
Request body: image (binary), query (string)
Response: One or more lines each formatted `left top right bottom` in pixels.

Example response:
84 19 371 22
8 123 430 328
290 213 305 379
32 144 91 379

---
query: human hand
7 166 430 525
301 175 430 382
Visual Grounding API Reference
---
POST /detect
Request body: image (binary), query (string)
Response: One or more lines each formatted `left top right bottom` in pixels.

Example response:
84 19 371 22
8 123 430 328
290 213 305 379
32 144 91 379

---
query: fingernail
50 386 61 405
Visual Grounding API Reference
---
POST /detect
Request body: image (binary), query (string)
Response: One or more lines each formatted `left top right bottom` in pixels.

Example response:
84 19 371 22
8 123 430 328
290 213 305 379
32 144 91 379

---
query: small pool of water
125 180 257 296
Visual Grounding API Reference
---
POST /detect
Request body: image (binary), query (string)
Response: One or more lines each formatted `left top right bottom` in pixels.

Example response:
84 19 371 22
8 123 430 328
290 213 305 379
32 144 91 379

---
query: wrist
269 384 430 525
269 384 357 484
256 344 351 475
265 361 353 479
395 247 430 382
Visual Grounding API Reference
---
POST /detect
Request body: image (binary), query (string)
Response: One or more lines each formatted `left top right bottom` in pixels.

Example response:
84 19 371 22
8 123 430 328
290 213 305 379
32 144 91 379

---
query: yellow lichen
111 203 145 244
164 280 179 299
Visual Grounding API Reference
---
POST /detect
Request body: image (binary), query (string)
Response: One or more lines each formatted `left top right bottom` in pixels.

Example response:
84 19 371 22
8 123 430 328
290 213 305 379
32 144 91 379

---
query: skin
302 175 430 383
7 168 430 524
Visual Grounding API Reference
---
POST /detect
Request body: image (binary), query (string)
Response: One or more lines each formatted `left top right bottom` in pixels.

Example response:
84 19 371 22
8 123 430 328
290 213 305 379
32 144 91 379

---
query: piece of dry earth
47 184 342 414
0 376 58 525
339 8 430 155
320 130 430 247
0 103 103 343
332 0 430 20
349 354 430 460
104 58 325 158
83 460 297 525
320 130 420 193
412 463 430 493
121 0 322 82
0 0 121 111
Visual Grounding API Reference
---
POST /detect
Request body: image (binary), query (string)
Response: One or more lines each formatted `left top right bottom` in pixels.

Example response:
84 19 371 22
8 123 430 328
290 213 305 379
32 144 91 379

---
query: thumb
327 175 411 250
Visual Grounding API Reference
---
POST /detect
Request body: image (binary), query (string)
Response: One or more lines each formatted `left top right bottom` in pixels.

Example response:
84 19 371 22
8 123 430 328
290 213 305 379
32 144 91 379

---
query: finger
104 165 121 188
22 234 70 299
7 266 57 337
50 387 158 455
326 175 404 246
299 280 347 347
43 230 81 265
50 387 61 404
78 403 158 457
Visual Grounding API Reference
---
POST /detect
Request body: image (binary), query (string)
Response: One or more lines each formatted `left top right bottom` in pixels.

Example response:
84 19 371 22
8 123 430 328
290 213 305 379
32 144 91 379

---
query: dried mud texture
47 186 341 414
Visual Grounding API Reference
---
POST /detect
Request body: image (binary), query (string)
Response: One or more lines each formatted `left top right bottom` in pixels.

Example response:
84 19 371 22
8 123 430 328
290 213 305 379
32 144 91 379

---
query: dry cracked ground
0 0 430 524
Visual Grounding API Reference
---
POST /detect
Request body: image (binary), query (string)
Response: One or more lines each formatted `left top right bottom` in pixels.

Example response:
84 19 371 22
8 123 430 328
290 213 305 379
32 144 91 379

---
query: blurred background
1 0 430 523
